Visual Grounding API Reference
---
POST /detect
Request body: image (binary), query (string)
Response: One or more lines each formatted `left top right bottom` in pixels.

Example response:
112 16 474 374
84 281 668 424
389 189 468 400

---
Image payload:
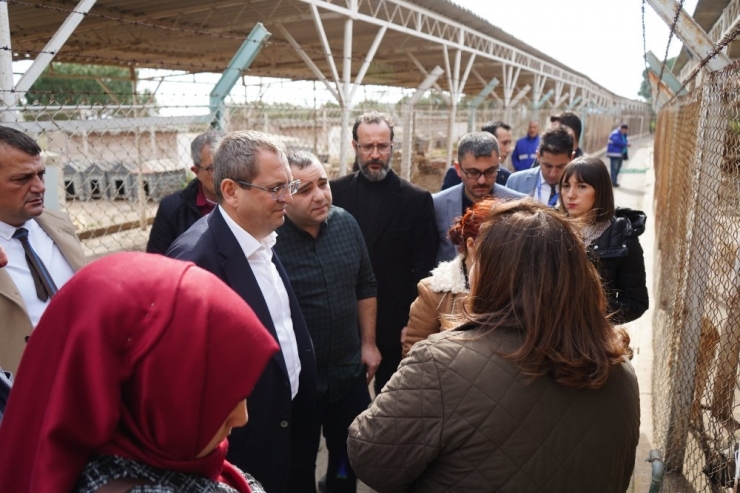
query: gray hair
191 130 226 167
286 150 321 170
457 131 499 163
213 130 287 201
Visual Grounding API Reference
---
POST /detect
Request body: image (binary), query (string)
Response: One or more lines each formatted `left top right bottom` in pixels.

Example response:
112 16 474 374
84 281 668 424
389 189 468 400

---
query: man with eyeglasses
432 131 525 263
440 121 514 190
331 111 437 395
506 126 574 205
275 151 378 493
147 130 225 254
167 130 317 493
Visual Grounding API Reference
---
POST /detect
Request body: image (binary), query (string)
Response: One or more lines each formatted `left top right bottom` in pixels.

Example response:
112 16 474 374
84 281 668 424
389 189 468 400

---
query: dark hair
559 157 615 222
286 150 321 170
462 199 629 389
481 121 510 136
549 115 561 124
190 130 225 167
457 131 499 163
448 197 496 254
352 111 395 142
620 123 629 129
538 126 573 157
0 126 41 158
556 111 582 141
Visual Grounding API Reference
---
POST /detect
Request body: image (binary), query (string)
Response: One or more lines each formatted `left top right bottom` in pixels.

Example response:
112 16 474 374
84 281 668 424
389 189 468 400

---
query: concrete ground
315 137 660 493
607 137 658 493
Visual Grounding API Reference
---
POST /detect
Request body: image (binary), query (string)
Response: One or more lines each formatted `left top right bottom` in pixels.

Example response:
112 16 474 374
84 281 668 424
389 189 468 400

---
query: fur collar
427 255 469 294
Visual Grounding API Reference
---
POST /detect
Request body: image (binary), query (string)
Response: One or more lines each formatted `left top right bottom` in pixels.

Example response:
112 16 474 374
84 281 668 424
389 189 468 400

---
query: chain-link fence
3 75 650 260
652 60 740 492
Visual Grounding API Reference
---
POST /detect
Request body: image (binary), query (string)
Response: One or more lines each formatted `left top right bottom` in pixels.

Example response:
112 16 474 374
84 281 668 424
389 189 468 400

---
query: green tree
25 63 156 119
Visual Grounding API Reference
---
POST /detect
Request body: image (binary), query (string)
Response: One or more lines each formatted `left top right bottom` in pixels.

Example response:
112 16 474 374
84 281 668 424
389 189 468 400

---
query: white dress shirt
220 205 301 399
0 218 75 327
534 170 558 205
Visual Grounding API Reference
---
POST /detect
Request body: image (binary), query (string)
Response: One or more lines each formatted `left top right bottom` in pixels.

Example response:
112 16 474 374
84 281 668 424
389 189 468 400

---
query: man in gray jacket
433 132 524 264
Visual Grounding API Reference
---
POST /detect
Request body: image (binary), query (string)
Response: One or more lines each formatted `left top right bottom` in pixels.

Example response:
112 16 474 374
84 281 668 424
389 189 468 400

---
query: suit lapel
0 270 28 314
36 212 85 271
447 186 462 226
209 209 289 378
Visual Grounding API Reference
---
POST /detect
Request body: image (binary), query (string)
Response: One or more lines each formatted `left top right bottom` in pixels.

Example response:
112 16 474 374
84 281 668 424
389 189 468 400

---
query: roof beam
310 3 343 103
646 0 731 72
350 25 387 100
645 50 688 96
277 23 340 102
13 0 98 105
210 23 271 129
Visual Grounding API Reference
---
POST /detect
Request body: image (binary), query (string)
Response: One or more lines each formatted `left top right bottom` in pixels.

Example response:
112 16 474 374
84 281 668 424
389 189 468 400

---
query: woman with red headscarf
0 252 279 493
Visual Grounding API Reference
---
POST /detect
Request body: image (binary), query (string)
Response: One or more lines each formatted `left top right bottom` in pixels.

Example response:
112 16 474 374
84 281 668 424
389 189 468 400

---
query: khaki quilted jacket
348 326 640 493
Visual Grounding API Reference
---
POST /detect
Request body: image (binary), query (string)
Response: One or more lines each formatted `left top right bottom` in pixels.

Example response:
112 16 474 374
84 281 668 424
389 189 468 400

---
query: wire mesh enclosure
652 60 740 492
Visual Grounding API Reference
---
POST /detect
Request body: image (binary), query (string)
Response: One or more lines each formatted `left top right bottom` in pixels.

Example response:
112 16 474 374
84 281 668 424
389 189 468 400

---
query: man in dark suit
331 111 437 394
433 132 524 263
167 130 316 493
147 130 224 254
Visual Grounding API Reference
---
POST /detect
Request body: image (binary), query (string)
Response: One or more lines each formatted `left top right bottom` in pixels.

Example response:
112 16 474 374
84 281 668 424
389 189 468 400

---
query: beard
358 155 391 182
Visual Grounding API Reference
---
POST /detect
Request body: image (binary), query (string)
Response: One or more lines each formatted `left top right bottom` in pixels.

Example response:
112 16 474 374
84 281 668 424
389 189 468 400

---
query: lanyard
535 173 559 207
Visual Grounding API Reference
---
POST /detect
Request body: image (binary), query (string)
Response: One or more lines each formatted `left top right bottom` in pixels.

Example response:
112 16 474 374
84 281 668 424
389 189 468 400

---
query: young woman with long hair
348 200 639 492
560 156 649 323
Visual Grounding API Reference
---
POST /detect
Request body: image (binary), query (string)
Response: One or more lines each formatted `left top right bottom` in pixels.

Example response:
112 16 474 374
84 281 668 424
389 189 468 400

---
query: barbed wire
641 0 649 85
655 0 685 106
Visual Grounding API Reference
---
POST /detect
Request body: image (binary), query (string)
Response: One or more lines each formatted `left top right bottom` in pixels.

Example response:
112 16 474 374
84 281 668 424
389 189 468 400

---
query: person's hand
400 326 408 345
362 343 382 385
0 246 7 268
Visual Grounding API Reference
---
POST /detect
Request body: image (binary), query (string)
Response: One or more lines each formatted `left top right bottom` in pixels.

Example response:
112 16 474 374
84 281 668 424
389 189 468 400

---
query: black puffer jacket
588 208 649 324
146 179 203 255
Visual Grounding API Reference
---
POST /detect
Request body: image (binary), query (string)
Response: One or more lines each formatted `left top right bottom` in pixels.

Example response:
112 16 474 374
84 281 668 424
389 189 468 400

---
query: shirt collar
0 219 33 240
218 205 277 258
195 182 217 208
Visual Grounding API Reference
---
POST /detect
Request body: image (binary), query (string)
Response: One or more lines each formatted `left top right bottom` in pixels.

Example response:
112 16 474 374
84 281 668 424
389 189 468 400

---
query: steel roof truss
277 23 341 102
300 0 613 98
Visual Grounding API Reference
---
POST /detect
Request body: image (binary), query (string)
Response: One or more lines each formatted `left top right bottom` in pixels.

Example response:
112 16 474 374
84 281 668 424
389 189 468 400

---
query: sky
450 0 700 100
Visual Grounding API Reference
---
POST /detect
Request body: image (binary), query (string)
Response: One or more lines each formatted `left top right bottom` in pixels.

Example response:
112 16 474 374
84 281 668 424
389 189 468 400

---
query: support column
210 23 271 130
401 66 444 180
467 77 499 132
0 2 15 123
338 11 354 177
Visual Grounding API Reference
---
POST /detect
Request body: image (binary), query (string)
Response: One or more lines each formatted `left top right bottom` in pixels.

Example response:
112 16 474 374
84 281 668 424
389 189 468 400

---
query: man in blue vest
511 120 540 171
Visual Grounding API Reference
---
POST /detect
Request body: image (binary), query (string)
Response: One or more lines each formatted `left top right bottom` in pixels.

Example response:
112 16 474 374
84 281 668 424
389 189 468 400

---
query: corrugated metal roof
8 0 623 101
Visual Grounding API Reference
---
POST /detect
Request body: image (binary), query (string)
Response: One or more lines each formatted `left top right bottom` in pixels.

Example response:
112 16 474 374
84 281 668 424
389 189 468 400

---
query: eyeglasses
197 165 214 174
459 166 499 180
356 142 393 155
234 179 301 200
